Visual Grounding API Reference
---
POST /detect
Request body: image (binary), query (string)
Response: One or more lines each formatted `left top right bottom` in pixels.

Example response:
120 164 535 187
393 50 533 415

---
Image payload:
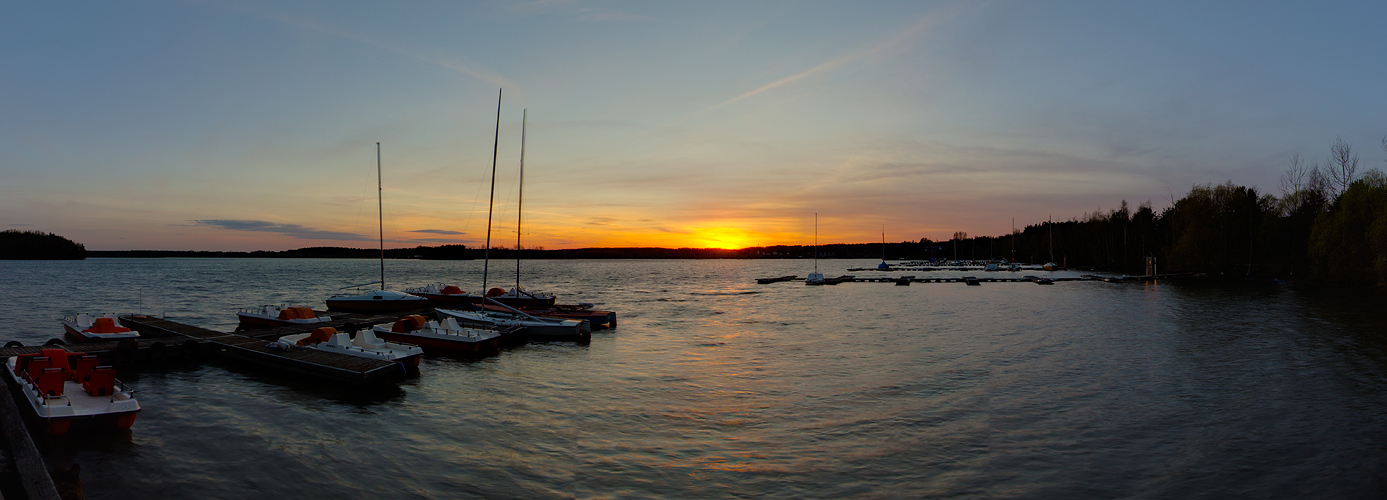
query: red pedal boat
5 348 139 435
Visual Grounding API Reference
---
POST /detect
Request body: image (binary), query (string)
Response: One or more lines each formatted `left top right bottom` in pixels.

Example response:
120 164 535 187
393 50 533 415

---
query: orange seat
36 367 65 397
85 317 132 334
72 356 100 383
84 367 116 397
391 315 427 333
26 357 52 382
40 348 70 371
441 285 463 295
296 327 336 346
14 353 38 378
486 287 506 297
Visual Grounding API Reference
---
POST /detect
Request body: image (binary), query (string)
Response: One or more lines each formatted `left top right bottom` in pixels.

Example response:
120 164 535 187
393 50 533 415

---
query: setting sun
687 226 760 250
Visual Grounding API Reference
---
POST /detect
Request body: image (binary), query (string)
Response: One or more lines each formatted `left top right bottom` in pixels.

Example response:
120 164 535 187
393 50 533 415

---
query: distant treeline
88 245 473 260
0 230 85 259
975 138 1387 285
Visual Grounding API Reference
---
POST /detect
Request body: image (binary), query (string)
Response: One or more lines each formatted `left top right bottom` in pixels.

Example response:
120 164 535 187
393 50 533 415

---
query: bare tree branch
1326 135 1359 198
1279 152 1308 196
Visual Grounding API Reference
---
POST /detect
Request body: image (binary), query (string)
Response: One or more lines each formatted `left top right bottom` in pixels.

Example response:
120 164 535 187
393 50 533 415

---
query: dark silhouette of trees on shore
967 136 1387 285
0 230 86 259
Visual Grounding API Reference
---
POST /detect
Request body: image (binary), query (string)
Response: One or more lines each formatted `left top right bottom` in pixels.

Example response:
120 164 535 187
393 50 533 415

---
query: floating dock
118 315 413 385
758 273 1194 285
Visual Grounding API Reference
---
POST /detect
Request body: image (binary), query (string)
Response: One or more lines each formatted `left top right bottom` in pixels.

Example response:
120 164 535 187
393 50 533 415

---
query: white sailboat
806 213 825 285
437 93 587 341
1043 215 1059 271
325 142 428 313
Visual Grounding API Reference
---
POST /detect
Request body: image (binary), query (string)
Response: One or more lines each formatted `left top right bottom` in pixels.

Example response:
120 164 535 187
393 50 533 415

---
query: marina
0 258 1381 498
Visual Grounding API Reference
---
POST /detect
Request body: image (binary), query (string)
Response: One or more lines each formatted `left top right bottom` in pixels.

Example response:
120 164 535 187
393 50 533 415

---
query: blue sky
2 1 1384 250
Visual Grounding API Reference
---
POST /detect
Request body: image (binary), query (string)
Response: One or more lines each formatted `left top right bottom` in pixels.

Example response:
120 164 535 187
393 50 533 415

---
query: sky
2 1 1385 251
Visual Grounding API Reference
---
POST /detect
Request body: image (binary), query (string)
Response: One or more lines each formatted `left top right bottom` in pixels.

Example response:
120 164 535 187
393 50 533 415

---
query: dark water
2 258 1386 499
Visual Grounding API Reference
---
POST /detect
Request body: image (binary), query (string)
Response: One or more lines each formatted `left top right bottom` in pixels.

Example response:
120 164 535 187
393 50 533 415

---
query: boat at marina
272 326 424 368
807 213 825 285
326 289 429 313
371 315 504 354
436 307 587 341
6 348 139 435
405 284 556 309
61 314 140 343
325 143 430 314
236 305 331 329
756 275 798 284
479 302 616 329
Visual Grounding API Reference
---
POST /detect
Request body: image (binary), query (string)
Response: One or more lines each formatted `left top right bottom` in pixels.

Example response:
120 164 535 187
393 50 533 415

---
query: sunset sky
3 1 1384 251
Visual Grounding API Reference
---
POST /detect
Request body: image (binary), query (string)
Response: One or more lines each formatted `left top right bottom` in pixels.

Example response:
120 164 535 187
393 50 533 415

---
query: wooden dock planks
120 316 406 385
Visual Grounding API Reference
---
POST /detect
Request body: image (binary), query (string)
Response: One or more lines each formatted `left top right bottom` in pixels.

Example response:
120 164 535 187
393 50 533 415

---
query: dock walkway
120 316 409 385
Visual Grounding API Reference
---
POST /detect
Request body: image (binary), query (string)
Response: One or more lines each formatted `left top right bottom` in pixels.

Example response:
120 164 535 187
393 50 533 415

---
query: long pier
760 273 1194 285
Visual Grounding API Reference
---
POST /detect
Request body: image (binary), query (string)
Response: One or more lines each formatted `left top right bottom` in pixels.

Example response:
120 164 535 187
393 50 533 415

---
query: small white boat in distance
62 314 139 343
6 348 139 435
436 308 587 341
372 315 502 354
273 327 424 368
236 305 331 329
805 272 826 285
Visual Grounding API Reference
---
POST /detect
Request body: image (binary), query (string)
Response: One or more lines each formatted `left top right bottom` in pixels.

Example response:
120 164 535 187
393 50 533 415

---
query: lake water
2 258 1386 499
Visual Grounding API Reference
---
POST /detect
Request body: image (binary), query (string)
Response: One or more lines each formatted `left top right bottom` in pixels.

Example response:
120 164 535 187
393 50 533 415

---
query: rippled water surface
2 258 1386 499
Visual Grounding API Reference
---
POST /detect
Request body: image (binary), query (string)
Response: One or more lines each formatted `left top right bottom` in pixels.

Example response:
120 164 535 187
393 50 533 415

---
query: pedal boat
236 305 331 329
5 348 139 435
61 314 139 343
271 327 423 368
371 315 502 354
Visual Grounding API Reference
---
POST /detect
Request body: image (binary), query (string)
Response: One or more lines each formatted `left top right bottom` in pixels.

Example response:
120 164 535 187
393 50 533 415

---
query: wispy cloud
192 219 374 241
508 0 650 21
704 6 964 113
410 229 465 235
9 223 32 227
191 0 515 89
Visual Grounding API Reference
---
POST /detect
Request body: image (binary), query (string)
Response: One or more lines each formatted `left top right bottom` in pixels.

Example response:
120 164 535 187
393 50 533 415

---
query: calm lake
2 258 1385 499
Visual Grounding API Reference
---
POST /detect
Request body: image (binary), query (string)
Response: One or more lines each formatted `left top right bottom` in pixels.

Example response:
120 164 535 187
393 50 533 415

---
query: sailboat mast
516 108 526 293
483 89 501 293
1048 215 1054 262
814 213 819 273
377 142 384 290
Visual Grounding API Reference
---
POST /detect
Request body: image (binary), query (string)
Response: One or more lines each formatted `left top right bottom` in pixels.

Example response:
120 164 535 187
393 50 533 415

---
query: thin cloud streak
703 5 964 114
193 219 374 242
189 0 516 90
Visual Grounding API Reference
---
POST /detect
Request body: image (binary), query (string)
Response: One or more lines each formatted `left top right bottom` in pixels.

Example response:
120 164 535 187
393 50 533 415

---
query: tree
1327 136 1360 198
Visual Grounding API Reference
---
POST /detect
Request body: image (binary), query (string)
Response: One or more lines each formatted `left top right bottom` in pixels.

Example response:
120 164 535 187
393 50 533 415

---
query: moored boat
272 327 424 368
325 289 429 314
61 314 139 343
236 305 331 329
325 143 430 315
6 348 139 435
479 303 617 329
436 307 587 341
405 284 557 309
371 315 504 354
